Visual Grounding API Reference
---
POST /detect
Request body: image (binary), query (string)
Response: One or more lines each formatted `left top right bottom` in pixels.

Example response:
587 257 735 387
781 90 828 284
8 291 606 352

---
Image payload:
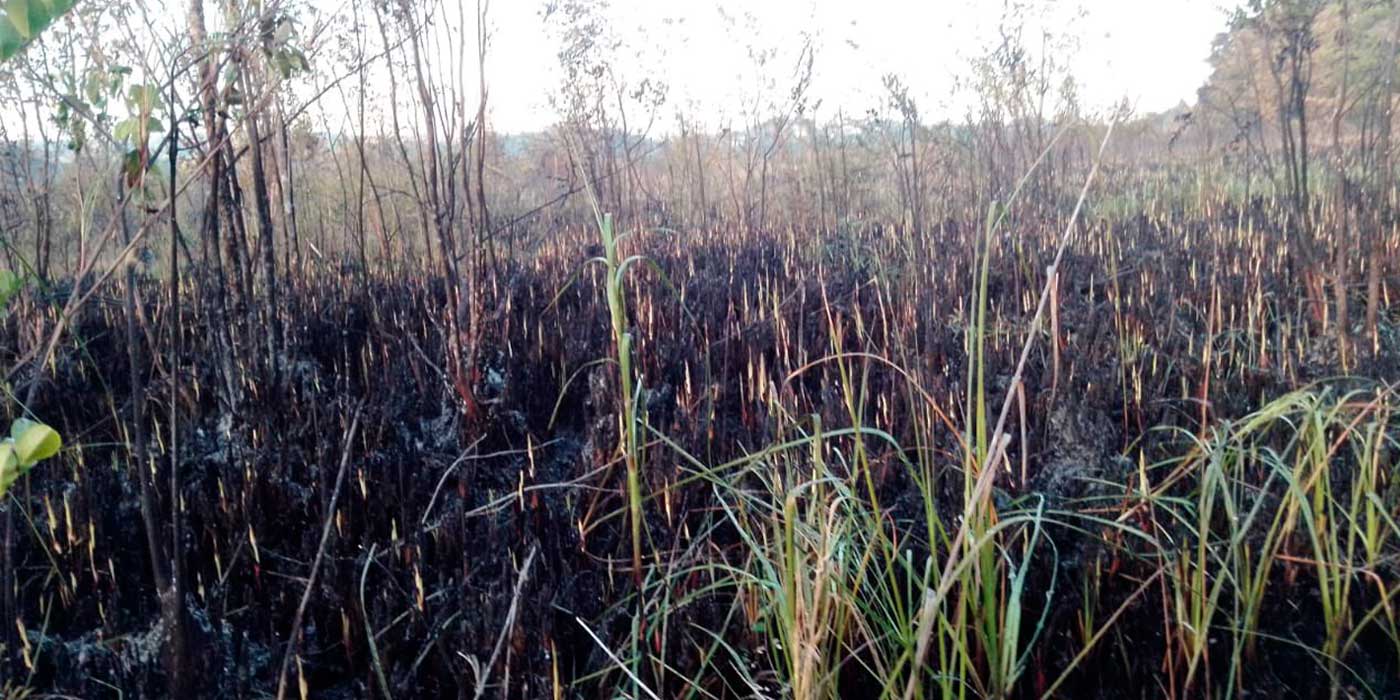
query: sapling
0 418 60 499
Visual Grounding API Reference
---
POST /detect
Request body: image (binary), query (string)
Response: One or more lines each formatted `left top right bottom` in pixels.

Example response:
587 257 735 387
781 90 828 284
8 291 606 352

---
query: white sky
0 0 1243 138
465 0 1242 133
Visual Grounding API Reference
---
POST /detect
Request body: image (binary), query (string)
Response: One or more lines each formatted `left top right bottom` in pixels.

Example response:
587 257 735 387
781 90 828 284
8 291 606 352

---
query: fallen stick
275 403 365 700
472 544 539 700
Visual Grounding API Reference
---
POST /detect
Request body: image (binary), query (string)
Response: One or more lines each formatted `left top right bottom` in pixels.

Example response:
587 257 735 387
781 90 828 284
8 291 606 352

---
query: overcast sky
0 0 1244 138
457 0 1242 133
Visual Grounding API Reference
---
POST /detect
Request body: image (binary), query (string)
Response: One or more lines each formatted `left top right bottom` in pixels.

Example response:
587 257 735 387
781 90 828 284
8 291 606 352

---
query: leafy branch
0 0 79 63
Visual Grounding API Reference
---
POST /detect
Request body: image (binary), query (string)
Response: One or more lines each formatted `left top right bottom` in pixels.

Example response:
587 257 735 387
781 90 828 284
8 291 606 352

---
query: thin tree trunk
165 71 189 697
241 64 284 392
119 173 183 696
278 109 302 280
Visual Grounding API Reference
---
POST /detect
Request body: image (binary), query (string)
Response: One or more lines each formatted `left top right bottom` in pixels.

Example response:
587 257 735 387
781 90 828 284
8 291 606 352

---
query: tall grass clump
1131 382 1398 697
640 123 1137 700
596 208 647 584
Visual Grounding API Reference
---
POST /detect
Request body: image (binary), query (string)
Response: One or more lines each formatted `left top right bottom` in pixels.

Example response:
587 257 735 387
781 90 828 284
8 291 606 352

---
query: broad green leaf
0 0 78 64
0 14 23 59
127 83 161 112
5 0 31 38
26 0 51 38
274 48 309 78
11 420 60 465
114 117 135 142
0 269 21 316
0 443 18 496
83 71 101 103
9 417 34 441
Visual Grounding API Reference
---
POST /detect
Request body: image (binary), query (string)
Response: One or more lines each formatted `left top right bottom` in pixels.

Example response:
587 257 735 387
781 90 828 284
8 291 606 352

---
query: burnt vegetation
1 0 1400 698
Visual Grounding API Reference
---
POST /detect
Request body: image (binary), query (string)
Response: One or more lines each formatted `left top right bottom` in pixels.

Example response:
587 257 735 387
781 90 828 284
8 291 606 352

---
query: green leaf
0 443 18 496
9 417 34 441
5 0 31 38
0 269 20 296
69 118 85 151
42 0 76 19
114 117 135 142
115 114 161 143
274 48 309 78
83 71 101 103
11 419 60 465
0 0 77 64
127 83 161 112
0 14 23 60
25 0 51 38
0 269 21 316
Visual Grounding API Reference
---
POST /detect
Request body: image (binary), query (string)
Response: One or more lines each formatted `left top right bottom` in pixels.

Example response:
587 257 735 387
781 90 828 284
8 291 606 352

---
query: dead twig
903 118 1117 700
274 403 365 700
468 544 539 700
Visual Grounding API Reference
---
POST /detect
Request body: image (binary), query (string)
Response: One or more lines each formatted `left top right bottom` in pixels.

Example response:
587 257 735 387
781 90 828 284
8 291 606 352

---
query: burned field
4 0 1400 696
3 193 1398 698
